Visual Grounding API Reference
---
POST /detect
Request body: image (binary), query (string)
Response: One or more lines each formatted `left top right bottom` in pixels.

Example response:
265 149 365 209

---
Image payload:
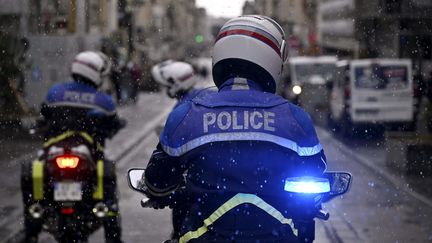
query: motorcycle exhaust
29 203 44 219
92 202 108 218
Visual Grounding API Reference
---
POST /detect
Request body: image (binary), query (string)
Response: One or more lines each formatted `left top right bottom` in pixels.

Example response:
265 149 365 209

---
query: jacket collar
219 78 264 92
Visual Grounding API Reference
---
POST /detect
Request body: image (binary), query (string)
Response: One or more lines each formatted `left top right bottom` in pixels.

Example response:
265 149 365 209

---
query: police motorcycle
127 168 352 242
22 117 126 242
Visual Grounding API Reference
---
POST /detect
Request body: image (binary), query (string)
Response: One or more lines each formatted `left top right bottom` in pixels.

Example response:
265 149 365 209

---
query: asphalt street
1 92 431 242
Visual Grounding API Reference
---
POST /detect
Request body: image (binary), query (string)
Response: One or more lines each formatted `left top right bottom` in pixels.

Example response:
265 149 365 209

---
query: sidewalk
0 120 41 165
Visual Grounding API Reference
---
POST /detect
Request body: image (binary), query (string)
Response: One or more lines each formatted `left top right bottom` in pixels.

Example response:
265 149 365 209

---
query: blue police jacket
148 78 327 241
42 81 118 141
45 81 116 116
161 78 325 161
174 87 217 110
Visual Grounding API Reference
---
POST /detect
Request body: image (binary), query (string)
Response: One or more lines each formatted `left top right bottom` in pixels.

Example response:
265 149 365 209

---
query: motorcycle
126 168 352 243
22 119 126 242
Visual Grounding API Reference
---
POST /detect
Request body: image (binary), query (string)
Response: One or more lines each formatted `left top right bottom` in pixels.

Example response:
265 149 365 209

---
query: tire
103 160 122 242
59 235 88 243
57 217 90 243
21 160 34 206
386 122 416 132
402 121 416 132
23 210 42 243
21 160 43 242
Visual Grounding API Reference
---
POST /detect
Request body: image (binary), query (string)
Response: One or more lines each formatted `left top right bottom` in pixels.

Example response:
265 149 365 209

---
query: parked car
328 59 415 136
279 56 338 125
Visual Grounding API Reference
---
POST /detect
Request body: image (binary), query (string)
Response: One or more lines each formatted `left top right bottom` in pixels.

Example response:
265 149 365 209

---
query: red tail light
61 207 74 214
56 155 80 169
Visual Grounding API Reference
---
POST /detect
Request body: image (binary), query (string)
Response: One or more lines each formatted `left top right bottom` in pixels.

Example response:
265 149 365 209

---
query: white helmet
96 51 112 76
71 51 106 87
152 61 197 98
151 59 174 86
212 15 287 93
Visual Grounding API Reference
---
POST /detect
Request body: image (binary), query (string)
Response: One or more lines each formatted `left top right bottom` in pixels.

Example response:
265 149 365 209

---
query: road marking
117 132 157 169
113 106 172 164
317 127 432 208
6 148 38 167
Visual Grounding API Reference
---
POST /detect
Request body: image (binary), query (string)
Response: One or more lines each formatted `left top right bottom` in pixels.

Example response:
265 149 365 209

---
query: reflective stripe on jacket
179 193 298 243
45 81 116 116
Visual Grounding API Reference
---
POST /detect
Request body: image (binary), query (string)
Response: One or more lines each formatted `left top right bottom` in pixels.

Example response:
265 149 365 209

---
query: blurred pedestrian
127 61 142 103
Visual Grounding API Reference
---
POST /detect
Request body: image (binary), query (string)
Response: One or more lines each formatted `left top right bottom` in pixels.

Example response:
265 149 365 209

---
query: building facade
0 0 118 112
242 0 315 56
317 0 432 68
133 0 208 62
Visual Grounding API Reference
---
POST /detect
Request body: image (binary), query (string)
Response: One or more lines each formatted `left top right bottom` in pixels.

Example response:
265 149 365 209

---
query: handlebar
140 196 174 209
315 209 330 221
140 198 154 208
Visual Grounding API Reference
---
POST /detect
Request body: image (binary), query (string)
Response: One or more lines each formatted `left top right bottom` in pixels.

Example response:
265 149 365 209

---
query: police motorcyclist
21 51 122 242
151 60 215 239
152 60 210 107
143 15 327 242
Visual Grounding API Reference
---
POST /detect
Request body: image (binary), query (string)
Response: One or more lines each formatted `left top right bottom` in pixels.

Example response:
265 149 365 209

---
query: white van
279 56 338 125
328 59 414 135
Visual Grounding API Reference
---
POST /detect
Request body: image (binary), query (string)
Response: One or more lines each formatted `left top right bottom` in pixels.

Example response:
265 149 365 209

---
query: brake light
56 155 80 169
61 207 74 214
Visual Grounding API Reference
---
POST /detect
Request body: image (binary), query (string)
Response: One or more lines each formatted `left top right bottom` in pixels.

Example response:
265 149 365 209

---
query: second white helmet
151 59 174 86
212 15 287 93
152 61 197 98
71 51 107 87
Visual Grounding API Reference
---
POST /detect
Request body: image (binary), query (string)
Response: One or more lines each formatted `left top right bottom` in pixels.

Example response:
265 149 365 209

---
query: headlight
284 176 330 193
292 85 302 95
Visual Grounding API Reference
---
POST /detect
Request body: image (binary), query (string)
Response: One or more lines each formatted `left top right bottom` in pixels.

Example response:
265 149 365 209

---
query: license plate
54 182 82 201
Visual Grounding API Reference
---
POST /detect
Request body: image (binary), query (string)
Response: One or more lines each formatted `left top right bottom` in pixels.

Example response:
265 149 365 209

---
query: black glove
143 191 181 210
97 115 125 138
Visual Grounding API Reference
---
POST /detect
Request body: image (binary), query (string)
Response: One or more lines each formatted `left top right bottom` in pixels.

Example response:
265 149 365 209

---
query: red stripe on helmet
215 29 281 57
178 72 194 82
73 59 100 72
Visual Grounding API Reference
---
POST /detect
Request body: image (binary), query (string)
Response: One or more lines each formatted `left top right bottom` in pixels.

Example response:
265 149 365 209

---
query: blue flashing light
284 176 330 193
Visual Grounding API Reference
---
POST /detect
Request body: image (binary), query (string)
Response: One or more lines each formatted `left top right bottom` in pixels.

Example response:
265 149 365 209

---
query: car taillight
56 155 80 169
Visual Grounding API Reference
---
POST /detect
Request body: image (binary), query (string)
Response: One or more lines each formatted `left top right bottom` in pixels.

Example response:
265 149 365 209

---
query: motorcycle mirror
322 172 352 202
127 168 147 193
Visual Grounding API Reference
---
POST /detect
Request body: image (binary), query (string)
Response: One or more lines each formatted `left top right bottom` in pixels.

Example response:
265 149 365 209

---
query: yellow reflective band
43 131 94 148
92 160 104 200
79 132 94 144
32 160 44 200
179 193 298 243
43 131 75 148
107 211 118 217
96 143 104 152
